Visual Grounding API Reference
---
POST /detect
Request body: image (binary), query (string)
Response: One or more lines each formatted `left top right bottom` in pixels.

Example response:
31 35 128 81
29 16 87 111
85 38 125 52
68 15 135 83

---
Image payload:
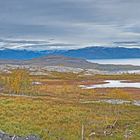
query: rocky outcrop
0 130 41 140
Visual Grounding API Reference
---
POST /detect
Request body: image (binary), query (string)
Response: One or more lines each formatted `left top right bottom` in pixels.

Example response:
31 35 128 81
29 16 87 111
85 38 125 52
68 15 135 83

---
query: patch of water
87 59 140 66
80 80 140 89
32 82 42 85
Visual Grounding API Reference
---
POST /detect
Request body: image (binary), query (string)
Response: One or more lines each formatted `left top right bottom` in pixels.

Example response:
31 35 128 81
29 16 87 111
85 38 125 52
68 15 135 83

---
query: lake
80 80 140 89
87 58 140 66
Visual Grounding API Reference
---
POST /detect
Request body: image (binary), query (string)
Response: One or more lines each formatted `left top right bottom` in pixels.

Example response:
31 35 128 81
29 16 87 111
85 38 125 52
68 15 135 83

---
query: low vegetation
0 69 140 139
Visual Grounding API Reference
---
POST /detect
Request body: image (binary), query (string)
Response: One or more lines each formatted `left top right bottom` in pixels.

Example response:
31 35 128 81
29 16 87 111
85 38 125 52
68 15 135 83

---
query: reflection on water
80 80 140 89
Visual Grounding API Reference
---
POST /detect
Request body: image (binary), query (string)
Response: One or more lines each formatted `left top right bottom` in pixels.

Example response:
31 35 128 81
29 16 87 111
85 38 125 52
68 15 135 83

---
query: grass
0 72 140 139
0 96 140 140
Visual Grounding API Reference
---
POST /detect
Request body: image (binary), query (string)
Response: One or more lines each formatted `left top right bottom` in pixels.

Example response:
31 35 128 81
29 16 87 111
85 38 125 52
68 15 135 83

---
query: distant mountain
0 49 65 60
0 49 41 60
0 47 140 60
60 47 140 59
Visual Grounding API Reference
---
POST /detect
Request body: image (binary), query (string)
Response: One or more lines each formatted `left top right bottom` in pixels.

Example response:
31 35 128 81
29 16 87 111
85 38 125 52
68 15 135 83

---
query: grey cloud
0 38 49 44
0 0 140 49
113 41 140 48
114 41 139 45
0 38 76 50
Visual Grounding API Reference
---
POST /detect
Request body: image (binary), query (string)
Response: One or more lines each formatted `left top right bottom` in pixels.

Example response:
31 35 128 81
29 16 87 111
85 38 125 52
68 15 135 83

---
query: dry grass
0 96 140 140
0 72 140 139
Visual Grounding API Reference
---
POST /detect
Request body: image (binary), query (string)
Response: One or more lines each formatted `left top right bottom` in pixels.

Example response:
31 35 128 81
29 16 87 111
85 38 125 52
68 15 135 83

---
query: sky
0 0 140 50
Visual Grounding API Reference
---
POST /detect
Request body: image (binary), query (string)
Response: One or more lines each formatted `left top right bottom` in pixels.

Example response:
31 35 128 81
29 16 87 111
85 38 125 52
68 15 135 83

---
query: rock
24 135 40 140
11 136 24 140
0 131 41 140
0 134 13 140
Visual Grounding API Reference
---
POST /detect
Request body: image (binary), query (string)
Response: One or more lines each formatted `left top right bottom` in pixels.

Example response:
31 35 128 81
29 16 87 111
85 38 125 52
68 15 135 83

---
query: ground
0 72 140 140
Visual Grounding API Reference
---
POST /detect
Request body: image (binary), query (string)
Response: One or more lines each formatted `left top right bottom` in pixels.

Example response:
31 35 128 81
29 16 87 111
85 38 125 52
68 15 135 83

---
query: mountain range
60 47 140 59
0 47 140 60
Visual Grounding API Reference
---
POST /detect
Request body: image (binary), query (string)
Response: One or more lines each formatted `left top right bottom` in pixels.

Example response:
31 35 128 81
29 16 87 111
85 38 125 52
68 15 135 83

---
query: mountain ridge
60 47 140 59
0 47 140 60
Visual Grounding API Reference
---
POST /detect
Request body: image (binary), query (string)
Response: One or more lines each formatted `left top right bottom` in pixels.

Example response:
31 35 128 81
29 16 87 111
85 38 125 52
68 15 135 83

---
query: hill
0 55 140 72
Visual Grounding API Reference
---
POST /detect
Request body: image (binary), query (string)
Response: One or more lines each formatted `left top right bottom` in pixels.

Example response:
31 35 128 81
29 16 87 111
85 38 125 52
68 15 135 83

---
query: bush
5 69 32 95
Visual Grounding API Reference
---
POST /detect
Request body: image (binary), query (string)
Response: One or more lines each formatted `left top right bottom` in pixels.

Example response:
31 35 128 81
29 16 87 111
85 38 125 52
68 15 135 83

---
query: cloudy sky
0 0 140 50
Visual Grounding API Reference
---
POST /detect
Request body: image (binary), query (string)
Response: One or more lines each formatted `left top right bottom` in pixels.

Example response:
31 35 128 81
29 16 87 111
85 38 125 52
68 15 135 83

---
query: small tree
6 69 31 95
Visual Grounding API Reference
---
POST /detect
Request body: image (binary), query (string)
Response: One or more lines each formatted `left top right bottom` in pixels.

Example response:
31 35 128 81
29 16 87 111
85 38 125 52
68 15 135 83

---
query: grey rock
24 135 40 140
0 131 41 140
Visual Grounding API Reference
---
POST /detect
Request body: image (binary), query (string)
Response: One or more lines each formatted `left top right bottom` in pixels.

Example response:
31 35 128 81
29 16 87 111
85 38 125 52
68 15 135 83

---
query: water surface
88 58 140 66
80 80 140 89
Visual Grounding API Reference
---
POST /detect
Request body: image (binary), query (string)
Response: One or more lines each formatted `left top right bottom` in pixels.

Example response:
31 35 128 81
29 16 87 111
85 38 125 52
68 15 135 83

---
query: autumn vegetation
3 69 32 94
0 69 140 139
